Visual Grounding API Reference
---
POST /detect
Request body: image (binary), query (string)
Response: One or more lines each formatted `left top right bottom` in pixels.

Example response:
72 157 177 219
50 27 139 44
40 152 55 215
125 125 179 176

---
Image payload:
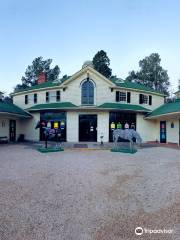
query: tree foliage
92 50 112 78
14 57 60 92
126 53 170 95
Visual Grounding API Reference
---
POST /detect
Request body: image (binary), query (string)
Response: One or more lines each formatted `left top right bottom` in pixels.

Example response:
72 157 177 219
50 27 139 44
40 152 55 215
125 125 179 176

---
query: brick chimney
37 72 46 84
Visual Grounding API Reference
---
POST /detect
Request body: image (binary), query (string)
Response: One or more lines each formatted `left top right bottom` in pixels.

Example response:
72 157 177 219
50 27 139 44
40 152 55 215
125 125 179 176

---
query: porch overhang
0 102 32 119
27 102 151 113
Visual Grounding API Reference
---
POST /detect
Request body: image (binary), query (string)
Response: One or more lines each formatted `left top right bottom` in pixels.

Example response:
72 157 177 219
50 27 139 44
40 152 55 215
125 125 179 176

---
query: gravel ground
0 144 180 240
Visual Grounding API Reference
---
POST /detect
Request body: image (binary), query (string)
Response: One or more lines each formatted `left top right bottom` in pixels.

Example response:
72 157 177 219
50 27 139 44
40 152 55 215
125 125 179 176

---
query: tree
178 79 180 90
14 57 60 92
3 96 13 103
92 50 112 78
126 53 170 95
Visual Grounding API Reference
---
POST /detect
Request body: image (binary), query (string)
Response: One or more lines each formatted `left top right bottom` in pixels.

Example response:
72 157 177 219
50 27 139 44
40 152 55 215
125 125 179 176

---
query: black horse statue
35 121 61 148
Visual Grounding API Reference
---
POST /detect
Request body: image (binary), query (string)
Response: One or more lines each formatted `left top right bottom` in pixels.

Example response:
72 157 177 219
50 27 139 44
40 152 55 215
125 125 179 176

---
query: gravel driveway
0 144 180 240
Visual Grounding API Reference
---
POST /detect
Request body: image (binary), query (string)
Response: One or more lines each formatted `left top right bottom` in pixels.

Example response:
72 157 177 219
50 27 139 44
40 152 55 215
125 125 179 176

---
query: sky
0 0 180 95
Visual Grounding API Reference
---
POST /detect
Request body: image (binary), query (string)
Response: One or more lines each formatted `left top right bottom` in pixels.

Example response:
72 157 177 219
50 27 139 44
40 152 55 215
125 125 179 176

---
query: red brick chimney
37 72 46 84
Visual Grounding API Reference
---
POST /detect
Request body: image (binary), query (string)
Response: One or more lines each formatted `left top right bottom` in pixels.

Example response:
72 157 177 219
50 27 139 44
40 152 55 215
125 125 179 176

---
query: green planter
37 147 64 153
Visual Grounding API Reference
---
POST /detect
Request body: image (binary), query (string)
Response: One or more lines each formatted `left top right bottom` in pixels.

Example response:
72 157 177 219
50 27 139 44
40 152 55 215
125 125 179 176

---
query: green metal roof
146 99 180 118
0 101 31 118
27 102 77 111
98 103 151 112
110 78 164 95
14 81 60 93
13 76 70 94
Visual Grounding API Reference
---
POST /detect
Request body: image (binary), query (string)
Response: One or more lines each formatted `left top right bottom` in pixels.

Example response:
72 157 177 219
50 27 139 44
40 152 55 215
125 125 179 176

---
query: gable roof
0 101 31 118
61 66 115 87
145 99 180 119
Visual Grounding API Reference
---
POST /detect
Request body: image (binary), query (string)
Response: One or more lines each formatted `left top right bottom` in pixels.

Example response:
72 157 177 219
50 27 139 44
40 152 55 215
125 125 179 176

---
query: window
139 94 149 104
81 79 94 105
116 91 129 102
149 95 152 105
25 95 28 104
56 91 60 102
46 92 49 102
46 91 60 102
34 93 37 103
143 95 148 104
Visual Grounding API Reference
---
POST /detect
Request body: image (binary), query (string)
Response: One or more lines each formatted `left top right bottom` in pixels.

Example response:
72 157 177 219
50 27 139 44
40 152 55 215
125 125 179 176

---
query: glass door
160 121 166 143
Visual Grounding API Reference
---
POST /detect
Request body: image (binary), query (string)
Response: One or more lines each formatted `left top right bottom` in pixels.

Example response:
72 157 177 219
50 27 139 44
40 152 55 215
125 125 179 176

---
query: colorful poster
61 121 65 130
54 122 59 129
110 122 115 130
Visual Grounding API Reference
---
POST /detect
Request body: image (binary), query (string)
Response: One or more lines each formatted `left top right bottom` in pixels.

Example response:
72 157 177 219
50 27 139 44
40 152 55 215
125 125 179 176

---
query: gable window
116 91 131 103
81 79 94 105
139 94 149 104
56 91 60 102
25 95 28 104
34 93 37 104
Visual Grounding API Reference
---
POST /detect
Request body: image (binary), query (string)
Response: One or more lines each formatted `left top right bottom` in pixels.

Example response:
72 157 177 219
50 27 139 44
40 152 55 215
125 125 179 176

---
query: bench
0 136 9 143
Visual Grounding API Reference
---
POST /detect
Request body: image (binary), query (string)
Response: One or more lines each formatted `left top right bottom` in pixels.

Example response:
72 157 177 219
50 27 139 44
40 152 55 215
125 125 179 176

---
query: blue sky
0 0 180 94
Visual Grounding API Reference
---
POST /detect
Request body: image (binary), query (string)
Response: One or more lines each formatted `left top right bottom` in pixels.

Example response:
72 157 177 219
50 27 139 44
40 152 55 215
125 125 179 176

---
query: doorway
79 115 97 141
9 120 16 141
160 121 166 143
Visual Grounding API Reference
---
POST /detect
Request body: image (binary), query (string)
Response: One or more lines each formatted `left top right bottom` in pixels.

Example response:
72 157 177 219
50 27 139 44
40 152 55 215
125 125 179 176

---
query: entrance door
160 121 166 143
9 120 16 141
79 115 97 141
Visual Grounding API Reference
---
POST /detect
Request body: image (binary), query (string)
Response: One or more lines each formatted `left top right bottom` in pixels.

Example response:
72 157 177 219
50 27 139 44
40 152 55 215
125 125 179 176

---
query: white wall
155 118 179 144
166 119 179 144
0 115 25 141
19 113 40 141
0 116 9 137
136 113 158 142
97 112 109 142
66 111 79 142
66 111 109 142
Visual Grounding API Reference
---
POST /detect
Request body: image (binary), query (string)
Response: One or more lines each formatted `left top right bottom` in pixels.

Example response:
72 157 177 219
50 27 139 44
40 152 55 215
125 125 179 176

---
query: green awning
27 102 77 111
98 103 151 112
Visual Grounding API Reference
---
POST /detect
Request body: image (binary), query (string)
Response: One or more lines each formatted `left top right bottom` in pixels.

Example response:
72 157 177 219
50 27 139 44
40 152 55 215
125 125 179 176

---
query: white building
1 63 180 145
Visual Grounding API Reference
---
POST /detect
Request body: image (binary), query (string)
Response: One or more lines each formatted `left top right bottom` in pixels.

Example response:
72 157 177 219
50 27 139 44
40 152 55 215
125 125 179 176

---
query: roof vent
115 78 124 83
82 60 94 69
